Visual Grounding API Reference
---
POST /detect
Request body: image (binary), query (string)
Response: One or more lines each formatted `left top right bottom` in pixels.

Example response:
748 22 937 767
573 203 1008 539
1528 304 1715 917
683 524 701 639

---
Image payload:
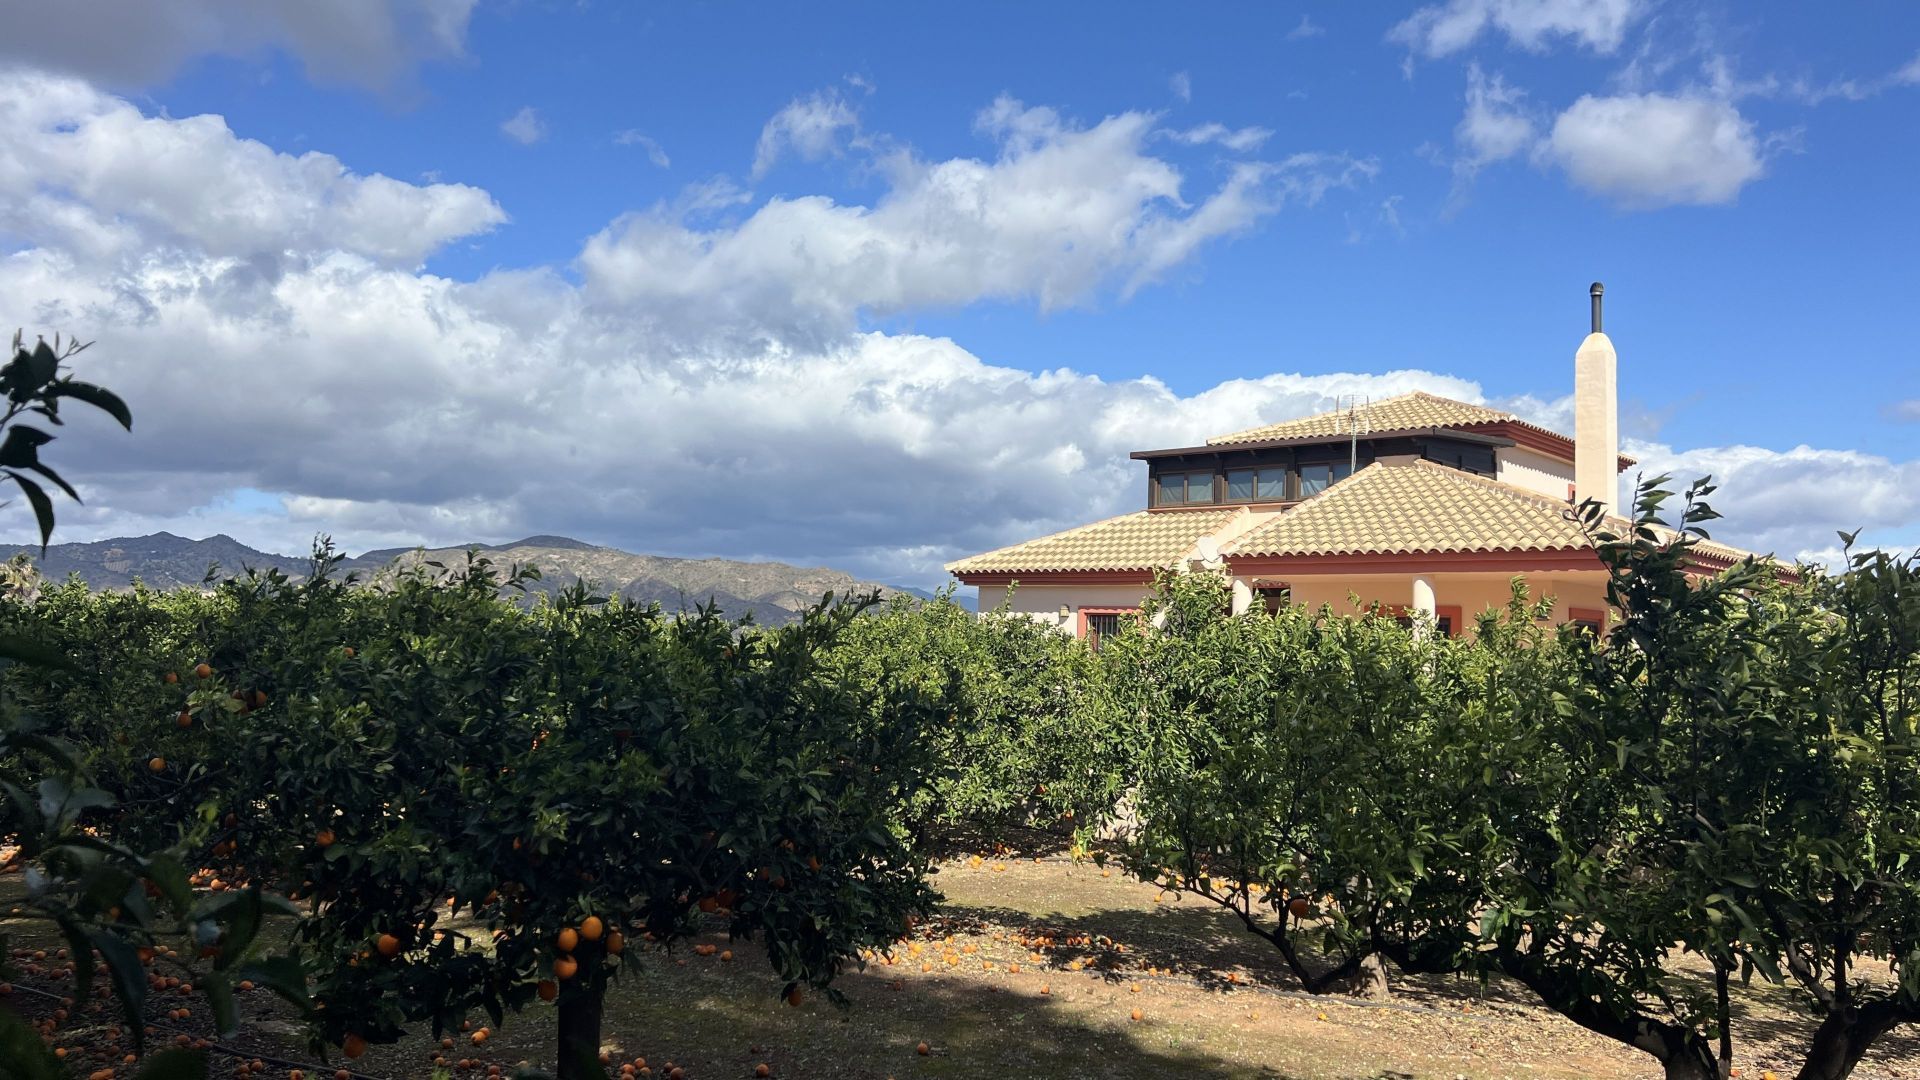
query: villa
947 284 1770 643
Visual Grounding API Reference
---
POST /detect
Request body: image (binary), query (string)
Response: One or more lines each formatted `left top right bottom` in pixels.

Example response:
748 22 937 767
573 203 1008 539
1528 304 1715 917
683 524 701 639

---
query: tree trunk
556 971 608 1080
1664 1056 1718 1080
1793 1006 1902 1080
1339 953 1391 1000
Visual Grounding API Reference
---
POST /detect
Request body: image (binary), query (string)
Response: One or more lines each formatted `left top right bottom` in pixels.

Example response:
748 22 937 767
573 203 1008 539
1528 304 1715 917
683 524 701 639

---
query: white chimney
1574 282 1618 518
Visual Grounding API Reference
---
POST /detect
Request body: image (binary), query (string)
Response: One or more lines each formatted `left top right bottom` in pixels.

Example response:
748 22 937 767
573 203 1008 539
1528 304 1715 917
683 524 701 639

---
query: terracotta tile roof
947 507 1245 576
1204 390 1636 470
1208 391 1516 445
1222 460 1763 566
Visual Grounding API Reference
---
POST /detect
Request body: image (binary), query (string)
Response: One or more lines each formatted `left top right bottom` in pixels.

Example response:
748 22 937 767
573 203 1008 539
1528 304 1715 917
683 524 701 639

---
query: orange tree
15 555 947 1077
820 589 1125 842
1 333 294 1080
1092 569 1538 998
1478 481 1920 1080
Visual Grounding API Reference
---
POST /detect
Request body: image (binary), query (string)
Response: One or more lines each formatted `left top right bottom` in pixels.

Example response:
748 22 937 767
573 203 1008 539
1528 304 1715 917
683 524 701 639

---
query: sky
1 0 1917 590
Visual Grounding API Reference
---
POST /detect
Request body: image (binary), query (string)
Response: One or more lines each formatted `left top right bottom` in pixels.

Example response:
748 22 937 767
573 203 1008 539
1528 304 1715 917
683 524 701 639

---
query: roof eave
1132 427 1517 459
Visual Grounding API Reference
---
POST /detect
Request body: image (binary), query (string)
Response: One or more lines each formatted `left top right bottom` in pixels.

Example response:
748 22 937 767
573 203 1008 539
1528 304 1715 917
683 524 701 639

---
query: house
946 284 1773 643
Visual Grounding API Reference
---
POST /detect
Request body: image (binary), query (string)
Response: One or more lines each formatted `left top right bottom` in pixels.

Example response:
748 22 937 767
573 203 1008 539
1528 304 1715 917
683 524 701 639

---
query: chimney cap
1589 281 1604 296
1588 281 1605 333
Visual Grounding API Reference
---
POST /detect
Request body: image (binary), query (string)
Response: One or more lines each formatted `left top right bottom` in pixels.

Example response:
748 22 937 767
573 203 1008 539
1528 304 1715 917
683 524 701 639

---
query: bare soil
5 853 1919 1079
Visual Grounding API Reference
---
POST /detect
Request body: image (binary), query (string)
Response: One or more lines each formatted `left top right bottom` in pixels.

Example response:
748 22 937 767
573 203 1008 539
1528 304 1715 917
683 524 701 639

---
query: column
1411 574 1437 639
1230 578 1253 616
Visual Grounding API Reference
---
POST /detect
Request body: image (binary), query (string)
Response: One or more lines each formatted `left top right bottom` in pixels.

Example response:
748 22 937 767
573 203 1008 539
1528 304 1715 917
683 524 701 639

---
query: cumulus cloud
0 70 505 266
1544 91 1765 207
1452 65 1536 191
1 78 1399 586
751 90 860 178
1164 122 1274 151
581 96 1375 345
0 0 475 90
500 106 547 145
614 130 671 168
1391 0 1643 58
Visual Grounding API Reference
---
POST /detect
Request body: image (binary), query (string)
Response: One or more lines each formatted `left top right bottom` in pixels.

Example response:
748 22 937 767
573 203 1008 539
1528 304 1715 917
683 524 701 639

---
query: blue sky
2 1 1918 587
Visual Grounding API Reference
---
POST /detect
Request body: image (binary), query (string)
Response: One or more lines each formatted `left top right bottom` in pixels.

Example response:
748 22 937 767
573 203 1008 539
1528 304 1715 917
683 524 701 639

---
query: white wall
1495 447 1575 501
977 583 1158 635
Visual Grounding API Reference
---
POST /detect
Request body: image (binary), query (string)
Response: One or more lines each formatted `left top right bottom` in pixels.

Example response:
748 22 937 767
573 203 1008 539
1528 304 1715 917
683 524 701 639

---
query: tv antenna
1336 395 1372 475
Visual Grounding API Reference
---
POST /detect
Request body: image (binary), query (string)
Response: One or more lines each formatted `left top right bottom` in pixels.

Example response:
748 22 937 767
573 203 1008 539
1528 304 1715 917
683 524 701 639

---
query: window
1155 471 1214 506
1254 584 1289 615
1225 467 1288 503
1569 607 1607 634
1333 459 1356 483
1298 463 1333 498
1080 608 1137 650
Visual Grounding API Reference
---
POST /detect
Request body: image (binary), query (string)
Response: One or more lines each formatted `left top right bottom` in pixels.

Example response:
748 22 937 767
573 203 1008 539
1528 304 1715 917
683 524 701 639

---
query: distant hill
0 532 972 624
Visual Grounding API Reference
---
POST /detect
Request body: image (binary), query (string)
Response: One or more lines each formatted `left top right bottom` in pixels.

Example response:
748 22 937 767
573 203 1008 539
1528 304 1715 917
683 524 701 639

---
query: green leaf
202 971 238 1036
92 926 151 1053
0 632 77 670
49 380 133 431
0 424 52 467
7 470 56 550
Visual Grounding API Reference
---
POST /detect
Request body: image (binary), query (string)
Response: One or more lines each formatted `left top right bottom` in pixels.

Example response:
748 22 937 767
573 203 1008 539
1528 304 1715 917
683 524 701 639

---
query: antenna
1336 394 1372 475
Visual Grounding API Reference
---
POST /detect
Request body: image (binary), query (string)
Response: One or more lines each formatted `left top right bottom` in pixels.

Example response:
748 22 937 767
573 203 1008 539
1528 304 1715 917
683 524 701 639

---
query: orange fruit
536 980 558 1003
605 933 625 956
342 646 355 658
342 1034 367 1059
556 928 579 953
194 663 212 679
785 987 803 1007
470 1029 488 1046
148 757 166 773
579 916 604 942
1287 897 1311 919
1130 1008 1143 1022
376 934 400 958
755 1066 771 1078
916 1042 929 1056
315 829 335 848
176 711 193 728
164 672 178 684
553 956 579 980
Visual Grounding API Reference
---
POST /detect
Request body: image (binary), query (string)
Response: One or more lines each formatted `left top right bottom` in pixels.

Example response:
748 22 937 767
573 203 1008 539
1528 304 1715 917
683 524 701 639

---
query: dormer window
1155 471 1215 506
1225 468 1287 502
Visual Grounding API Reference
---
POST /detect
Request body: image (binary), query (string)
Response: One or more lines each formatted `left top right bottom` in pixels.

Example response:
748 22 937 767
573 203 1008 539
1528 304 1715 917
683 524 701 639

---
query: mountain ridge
0 532 968 623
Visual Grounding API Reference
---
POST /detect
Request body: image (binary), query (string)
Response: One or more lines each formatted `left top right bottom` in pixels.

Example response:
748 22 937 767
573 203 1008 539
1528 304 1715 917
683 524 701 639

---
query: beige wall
1270 570 1610 636
978 583 1158 634
1495 447 1575 501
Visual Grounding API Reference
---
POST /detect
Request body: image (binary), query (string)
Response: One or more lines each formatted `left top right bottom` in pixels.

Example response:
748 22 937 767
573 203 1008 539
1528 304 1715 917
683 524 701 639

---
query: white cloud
1391 0 1643 58
1452 65 1536 190
1 78 1395 587
500 106 547 146
1623 440 1920 563
1169 72 1193 102
582 96 1374 343
1287 15 1325 41
751 90 860 179
0 70 504 266
614 130 671 168
1898 51 1920 85
0 0 475 90
1885 400 1920 423
1544 92 1765 207
1164 122 1274 151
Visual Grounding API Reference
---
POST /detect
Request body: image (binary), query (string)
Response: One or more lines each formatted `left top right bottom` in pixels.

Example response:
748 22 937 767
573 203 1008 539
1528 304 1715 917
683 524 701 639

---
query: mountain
0 533 972 623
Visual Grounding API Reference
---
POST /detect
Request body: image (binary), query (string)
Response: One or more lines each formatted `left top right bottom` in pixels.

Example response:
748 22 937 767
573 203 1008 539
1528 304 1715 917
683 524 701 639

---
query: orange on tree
376 934 401 958
553 955 579 981
147 757 166 773
193 663 212 679
555 927 579 953
315 829 335 848
605 932 624 956
579 915 604 942
536 980 558 1003
176 712 192 729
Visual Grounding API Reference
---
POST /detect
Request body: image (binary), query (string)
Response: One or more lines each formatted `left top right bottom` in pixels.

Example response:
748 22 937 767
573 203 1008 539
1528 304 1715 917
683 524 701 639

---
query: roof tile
947 507 1244 575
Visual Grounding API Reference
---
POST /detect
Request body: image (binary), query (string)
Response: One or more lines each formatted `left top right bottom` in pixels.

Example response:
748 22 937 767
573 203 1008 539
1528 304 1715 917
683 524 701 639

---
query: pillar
1411 574 1437 639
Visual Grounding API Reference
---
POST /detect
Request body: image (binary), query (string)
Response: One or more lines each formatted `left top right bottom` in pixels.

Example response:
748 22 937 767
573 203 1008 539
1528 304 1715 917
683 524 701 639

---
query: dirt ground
6 851 1920 1079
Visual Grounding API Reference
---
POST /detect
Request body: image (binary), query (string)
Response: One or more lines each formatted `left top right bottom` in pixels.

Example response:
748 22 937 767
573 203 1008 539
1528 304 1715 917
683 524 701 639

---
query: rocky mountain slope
0 532 962 624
